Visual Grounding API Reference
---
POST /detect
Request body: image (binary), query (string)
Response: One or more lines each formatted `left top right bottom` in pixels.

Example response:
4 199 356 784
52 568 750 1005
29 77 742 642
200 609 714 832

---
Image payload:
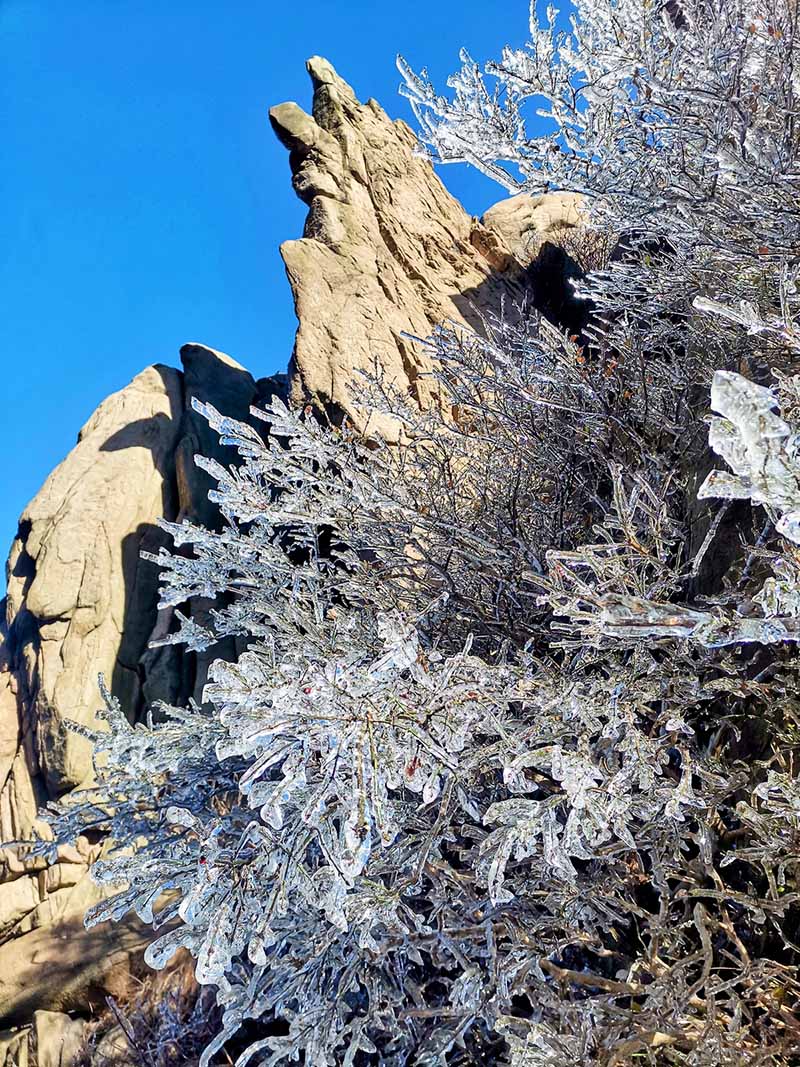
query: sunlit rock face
0 57 582 1052
270 56 583 438
0 345 285 1039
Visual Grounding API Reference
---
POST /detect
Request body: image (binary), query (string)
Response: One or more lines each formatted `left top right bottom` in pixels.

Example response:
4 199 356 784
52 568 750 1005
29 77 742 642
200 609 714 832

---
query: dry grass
552 224 617 273
76 951 222 1067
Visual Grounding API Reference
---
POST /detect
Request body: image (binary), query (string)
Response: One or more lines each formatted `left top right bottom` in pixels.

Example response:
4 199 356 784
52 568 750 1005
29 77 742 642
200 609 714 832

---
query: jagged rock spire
270 57 581 437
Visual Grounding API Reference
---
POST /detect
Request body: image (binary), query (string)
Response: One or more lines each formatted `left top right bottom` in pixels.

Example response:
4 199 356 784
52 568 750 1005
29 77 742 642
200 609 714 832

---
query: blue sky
1 0 535 569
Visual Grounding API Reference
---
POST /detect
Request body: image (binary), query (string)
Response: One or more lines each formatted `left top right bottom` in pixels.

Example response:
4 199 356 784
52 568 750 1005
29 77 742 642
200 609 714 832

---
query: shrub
21 1 800 1063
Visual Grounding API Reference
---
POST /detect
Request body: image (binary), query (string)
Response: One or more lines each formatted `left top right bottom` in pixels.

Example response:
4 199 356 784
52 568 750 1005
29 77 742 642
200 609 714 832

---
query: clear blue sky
1 0 535 569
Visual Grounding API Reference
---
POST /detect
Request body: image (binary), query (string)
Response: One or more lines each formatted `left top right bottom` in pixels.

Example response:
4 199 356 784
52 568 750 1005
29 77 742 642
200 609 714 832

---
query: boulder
0 348 280 1038
32 1012 86 1067
0 1029 29 1067
3 364 183 799
481 192 584 265
0 908 147 1023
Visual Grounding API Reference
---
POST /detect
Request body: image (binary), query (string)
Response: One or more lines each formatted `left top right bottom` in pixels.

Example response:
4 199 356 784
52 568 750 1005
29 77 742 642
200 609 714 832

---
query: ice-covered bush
17 0 800 1064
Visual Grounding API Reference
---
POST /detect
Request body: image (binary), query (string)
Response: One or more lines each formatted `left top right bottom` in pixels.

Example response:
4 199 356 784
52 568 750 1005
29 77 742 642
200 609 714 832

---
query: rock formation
0 57 582 1062
269 57 582 436
0 347 285 1058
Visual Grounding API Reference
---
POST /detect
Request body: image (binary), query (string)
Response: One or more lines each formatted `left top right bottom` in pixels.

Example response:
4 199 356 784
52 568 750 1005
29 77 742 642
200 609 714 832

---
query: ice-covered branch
699 370 800 544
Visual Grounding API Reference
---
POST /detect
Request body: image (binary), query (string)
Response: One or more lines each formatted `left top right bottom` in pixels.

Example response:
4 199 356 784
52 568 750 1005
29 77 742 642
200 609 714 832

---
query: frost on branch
400 0 800 393
18 349 800 1064
699 369 800 544
16 361 798 1063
